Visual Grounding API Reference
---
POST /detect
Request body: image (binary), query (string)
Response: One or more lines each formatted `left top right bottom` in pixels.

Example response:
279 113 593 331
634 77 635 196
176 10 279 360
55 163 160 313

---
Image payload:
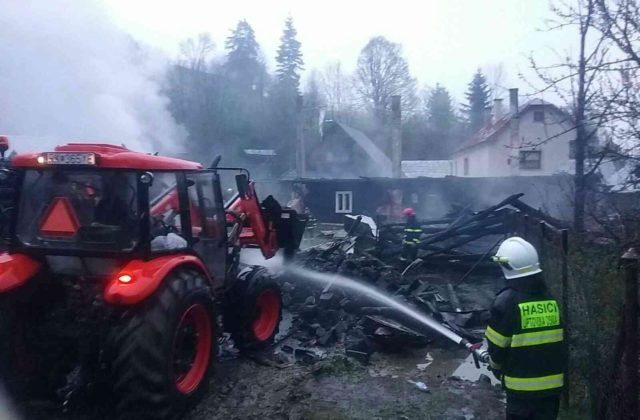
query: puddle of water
451 353 500 386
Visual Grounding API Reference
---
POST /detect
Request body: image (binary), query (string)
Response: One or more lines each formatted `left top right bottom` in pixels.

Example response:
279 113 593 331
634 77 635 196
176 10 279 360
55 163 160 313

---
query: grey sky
102 0 573 101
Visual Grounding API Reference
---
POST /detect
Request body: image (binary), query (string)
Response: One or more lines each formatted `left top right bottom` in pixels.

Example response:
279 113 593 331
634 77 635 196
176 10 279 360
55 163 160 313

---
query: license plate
46 152 96 165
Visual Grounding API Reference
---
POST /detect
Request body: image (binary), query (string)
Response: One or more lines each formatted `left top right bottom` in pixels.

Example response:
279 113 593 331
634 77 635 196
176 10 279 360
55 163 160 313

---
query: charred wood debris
266 194 563 366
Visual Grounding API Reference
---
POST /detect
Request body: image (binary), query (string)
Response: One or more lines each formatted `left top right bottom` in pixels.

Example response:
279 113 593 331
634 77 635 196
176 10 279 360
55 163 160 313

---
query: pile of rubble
272 194 559 365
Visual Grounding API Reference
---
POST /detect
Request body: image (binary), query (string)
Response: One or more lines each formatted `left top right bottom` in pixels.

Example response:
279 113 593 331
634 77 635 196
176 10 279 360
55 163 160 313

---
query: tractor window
149 172 187 251
186 173 224 239
16 169 139 251
186 171 226 281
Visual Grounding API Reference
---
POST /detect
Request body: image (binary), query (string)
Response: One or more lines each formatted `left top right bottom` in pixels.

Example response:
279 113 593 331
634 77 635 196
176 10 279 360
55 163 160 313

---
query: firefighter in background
486 237 565 420
401 208 422 260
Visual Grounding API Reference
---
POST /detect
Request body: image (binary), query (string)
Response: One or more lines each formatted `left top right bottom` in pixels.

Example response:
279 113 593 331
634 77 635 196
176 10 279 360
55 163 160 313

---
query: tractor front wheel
112 269 215 419
226 267 282 350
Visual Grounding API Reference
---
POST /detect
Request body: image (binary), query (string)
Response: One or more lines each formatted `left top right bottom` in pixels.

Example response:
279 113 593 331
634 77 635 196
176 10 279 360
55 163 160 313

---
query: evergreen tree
220 20 269 158
224 20 264 92
462 69 491 133
274 16 304 94
268 16 304 173
426 84 456 133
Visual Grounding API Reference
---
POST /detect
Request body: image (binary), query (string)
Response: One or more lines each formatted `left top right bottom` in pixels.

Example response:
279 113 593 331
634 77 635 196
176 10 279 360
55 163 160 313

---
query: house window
335 191 352 213
519 151 542 170
463 158 469 175
533 110 545 122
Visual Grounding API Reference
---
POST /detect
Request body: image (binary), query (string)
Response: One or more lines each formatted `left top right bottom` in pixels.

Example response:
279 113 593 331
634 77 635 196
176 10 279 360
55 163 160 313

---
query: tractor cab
5 144 240 287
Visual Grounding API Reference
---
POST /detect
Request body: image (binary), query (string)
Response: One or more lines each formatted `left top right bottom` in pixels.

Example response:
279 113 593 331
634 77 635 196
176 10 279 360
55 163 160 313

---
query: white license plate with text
45 153 96 165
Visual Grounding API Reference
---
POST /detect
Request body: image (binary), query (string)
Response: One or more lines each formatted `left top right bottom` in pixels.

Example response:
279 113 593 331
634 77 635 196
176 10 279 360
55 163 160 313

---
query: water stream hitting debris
286 265 466 345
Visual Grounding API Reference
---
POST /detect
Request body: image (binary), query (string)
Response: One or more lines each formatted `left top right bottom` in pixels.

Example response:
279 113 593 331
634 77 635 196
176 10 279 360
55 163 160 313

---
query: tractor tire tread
112 269 212 420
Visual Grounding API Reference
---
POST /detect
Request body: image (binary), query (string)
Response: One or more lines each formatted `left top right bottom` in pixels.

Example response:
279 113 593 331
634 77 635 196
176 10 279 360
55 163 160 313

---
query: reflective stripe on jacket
403 216 422 246
485 276 566 398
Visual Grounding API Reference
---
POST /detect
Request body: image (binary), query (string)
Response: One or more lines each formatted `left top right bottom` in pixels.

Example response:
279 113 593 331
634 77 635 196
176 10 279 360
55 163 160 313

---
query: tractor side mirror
209 155 222 169
236 174 249 199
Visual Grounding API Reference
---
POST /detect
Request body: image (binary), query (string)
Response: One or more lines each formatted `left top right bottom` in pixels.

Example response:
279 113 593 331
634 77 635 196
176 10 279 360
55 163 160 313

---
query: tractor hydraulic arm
227 182 278 259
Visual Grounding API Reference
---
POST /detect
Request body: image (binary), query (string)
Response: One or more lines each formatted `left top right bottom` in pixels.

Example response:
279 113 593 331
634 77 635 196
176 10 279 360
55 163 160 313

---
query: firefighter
401 208 422 260
486 237 565 420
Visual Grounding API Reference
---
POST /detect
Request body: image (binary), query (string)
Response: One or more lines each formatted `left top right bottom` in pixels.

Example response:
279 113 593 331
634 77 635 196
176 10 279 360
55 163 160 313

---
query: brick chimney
483 106 493 126
509 88 520 175
391 95 402 178
509 88 519 115
493 98 504 121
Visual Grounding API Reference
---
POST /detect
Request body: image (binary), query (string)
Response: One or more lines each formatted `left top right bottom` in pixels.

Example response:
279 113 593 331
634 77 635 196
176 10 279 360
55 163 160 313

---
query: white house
452 89 577 177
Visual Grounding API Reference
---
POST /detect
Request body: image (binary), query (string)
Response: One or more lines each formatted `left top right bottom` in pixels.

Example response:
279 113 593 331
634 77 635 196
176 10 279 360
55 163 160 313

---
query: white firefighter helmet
492 236 542 280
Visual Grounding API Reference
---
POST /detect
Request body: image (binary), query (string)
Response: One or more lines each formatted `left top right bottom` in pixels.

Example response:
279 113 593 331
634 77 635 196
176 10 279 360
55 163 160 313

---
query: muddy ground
14 297 506 420
185 343 505 420
13 341 504 420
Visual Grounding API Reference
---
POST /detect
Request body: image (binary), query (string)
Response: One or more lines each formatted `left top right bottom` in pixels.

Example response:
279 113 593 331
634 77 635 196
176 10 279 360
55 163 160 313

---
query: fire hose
461 339 491 368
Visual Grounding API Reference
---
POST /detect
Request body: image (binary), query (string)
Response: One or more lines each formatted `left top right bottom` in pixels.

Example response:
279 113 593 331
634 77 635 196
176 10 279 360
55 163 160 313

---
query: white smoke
0 1 186 154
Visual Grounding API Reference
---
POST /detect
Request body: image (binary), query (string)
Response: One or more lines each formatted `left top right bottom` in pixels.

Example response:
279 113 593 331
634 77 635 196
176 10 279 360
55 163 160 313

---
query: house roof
244 149 276 156
401 160 453 178
453 99 567 154
335 122 393 176
598 158 640 193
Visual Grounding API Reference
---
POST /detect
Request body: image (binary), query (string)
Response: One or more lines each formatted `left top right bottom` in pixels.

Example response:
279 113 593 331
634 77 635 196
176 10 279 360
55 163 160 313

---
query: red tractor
0 143 305 418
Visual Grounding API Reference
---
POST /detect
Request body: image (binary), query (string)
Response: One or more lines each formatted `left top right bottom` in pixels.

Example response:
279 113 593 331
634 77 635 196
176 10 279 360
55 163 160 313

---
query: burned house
296 121 393 179
281 175 572 223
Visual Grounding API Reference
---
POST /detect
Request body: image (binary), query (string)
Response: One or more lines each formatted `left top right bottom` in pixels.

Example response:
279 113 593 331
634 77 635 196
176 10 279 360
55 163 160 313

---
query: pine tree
224 20 264 91
427 84 456 133
274 16 304 94
268 16 304 173
462 69 491 133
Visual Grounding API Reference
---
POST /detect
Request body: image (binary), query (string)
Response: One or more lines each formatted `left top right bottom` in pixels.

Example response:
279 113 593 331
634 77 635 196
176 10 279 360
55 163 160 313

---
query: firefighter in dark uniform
486 237 565 420
401 208 422 260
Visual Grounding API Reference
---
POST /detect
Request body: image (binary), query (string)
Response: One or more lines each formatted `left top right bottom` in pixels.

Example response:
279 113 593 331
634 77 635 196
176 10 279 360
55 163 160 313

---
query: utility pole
621 248 639 420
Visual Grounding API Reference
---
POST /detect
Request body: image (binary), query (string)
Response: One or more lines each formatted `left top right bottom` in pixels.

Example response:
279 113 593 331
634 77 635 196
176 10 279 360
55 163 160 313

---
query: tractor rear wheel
112 269 215 419
226 266 282 350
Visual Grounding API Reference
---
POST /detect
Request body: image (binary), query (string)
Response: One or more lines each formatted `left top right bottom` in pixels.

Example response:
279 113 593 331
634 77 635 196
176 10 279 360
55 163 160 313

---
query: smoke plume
0 1 185 153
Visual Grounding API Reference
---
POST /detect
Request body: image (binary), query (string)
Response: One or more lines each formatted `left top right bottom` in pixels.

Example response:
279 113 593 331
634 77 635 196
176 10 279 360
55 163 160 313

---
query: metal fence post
539 221 547 265
560 228 569 405
620 247 639 420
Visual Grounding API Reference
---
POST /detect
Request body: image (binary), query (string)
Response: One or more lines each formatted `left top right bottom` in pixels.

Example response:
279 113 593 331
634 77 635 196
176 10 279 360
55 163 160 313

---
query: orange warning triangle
39 197 80 237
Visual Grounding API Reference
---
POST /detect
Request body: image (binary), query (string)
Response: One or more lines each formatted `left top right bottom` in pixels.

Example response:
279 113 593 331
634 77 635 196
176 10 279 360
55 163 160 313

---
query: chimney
391 95 402 178
508 89 520 175
493 98 504 121
483 106 493 126
509 88 519 115
295 95 305 177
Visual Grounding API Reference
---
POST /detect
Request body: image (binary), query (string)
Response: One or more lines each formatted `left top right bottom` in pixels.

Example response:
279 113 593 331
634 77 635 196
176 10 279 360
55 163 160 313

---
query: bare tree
594 0 640 159
528 0 611 232
178 33 215 73
484 62 509 101
354 36 417 125
319 61 356 119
